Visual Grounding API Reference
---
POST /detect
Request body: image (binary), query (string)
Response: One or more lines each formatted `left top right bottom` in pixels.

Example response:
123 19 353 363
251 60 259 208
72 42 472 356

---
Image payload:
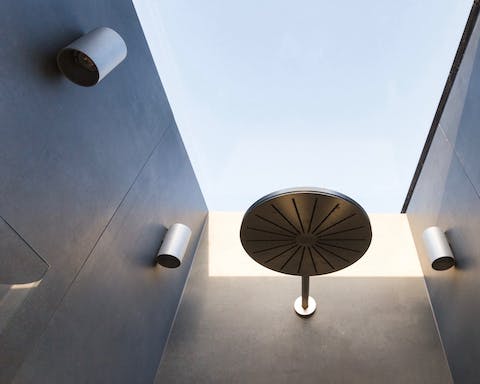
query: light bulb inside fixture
73 51 97 72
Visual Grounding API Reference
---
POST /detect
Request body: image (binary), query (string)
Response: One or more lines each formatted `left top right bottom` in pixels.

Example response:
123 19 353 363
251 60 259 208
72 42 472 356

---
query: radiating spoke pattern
240 188 372 276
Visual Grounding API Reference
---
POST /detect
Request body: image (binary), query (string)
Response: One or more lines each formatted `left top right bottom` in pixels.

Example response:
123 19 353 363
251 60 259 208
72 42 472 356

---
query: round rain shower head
240 188 372 276
240 188 372 317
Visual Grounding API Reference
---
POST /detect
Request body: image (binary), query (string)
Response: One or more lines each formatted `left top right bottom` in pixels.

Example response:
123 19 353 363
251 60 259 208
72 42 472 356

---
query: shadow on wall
126 223 168 269
32 29 85 82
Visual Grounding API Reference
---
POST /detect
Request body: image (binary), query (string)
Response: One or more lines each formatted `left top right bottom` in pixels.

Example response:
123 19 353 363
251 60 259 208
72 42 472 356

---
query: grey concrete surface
0 1 207 382
442 16 480 195
0 216 48 285
406 9 480 384
438 10 480 150
156 222 452 384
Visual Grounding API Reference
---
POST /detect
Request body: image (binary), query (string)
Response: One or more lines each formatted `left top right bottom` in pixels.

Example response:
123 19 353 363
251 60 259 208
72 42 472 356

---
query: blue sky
134 0 471 212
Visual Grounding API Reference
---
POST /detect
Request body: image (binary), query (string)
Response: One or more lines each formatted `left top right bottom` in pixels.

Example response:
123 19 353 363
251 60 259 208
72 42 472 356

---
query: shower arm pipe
302 275 309 309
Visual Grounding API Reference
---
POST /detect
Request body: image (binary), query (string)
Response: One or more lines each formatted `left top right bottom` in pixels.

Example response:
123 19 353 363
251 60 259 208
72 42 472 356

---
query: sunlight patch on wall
208 212 423 277
0 280 41 333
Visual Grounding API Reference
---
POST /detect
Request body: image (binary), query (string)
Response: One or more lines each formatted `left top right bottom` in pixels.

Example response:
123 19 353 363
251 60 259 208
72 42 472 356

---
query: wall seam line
405 216 455 383
153 212 209 381
0 215 50 269
12 125 171 380
421 274 455 384
439 125 480 201
402 2 480 213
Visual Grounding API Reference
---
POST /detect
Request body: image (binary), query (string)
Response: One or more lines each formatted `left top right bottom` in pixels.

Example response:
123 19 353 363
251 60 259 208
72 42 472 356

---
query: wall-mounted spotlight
422 226 455 271
57 27 127 86
156 224 192 268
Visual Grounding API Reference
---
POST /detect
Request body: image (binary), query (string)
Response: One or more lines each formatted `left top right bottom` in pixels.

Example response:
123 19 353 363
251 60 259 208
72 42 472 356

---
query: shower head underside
240 188 372 276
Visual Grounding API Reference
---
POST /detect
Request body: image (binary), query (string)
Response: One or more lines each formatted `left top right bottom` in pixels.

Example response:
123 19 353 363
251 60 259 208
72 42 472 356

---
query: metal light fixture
422 226 455 270
156 224 192 268
57 27 127 86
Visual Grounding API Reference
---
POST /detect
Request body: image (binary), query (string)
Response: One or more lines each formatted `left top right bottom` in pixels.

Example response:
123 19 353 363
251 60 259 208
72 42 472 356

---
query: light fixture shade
156 224 192 268
57 27 127 86
422 226 455 271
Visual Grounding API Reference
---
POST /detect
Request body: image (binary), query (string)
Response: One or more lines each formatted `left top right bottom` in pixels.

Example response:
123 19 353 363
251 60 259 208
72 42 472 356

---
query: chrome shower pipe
302 276 309 310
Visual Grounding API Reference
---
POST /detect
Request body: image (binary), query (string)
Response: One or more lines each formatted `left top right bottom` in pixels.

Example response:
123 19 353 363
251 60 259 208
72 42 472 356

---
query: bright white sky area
133 1 472 212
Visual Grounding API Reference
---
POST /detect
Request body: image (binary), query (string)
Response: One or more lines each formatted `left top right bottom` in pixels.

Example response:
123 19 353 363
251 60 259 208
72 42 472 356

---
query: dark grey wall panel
13 127 206 384
408 130 480 384
156 224 451 384
0 1 206 382
441 17 480 194
0 0 173 271
406 11 480 384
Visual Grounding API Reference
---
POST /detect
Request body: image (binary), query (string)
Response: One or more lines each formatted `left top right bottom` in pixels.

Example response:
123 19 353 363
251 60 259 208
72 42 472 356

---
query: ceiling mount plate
294 296 316 317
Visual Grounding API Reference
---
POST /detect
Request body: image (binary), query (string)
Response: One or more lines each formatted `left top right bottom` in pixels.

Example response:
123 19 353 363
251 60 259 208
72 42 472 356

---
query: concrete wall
156 213 451 383
0 1 206 383
406 8 480 383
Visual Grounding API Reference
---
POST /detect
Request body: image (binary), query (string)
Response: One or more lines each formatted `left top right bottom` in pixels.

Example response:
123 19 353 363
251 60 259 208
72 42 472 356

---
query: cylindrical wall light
156 224 192 268
422 226 455 270
57 27 127 86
